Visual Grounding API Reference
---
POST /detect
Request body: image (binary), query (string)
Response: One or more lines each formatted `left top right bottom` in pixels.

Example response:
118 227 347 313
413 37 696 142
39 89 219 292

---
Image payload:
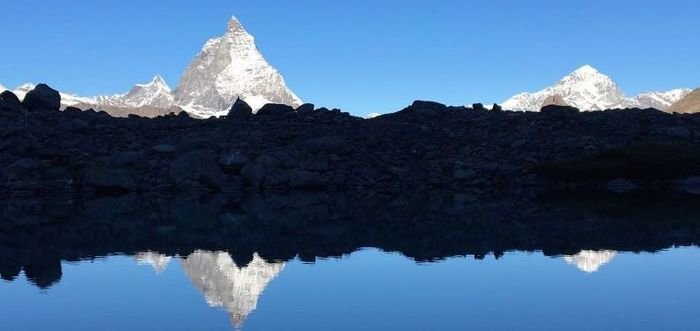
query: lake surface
2 191 700 330
2 248 700 331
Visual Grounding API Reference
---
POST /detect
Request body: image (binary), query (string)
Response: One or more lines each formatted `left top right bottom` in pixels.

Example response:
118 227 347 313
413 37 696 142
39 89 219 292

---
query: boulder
257 103 295 116
472 103 486 111
411 100 447 111
83 167 137 192
0 90 26 114
218 151 250 171
64 106 82 113
22 84 61 111
492 104 503 112
227 98 253 119
289 170 325 189
169 150 224 190
0 90 21 104
540 104 580 115
296 103 315 113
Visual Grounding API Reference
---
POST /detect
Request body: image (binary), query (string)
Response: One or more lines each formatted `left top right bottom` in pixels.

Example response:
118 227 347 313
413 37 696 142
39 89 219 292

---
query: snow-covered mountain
2 15 301 118
174 16 302 117
181 251 285 329
564 250 617 273
502 65 690 112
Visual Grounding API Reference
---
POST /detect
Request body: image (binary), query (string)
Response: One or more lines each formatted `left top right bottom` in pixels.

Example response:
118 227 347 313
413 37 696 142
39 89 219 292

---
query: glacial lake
2 191 700 330
2 248 700 331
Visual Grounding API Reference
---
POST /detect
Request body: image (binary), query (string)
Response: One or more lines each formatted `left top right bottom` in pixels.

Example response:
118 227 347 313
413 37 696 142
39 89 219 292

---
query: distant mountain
667 88 700 113
502 65 690 111
2 16 301 118
174 16 302 118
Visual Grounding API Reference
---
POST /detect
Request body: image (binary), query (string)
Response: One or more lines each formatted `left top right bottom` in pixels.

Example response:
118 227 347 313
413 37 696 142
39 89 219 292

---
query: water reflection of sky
2 247 699 331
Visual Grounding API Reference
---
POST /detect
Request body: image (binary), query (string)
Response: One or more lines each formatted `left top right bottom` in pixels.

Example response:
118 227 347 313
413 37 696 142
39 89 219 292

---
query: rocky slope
668 88 700 114
3 84 700 196
503 65 691 111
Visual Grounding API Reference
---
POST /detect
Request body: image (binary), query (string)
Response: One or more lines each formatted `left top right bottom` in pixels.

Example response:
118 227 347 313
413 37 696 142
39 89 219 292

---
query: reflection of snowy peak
181 251 285 328
174 16 302 117
135 252 172 274
564 250 617 273
503 65 689 111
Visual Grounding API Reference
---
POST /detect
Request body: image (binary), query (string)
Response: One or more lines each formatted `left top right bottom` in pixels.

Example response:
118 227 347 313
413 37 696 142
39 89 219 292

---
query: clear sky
1 0 698 116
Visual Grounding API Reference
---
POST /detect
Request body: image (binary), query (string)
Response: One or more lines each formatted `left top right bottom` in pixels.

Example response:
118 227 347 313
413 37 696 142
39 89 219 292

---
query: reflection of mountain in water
181 251 285 328
135 252 172 274
564 250 618 273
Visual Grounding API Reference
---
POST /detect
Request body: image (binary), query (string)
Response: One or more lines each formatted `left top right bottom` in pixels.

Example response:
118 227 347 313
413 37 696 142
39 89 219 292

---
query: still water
2 191 700 330
2 247 700 331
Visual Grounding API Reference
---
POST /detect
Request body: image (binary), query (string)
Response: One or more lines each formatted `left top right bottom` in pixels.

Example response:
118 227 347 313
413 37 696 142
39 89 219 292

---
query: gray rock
152 144 177 153
607 178 638 193
0 90 21 104
289 170 325 189
227 98 253 119
219 151 250 170
296 103 315 113
257 103 295 116
22 84 61 111
83 167 137 191
241 164 266 188
169 151 224 190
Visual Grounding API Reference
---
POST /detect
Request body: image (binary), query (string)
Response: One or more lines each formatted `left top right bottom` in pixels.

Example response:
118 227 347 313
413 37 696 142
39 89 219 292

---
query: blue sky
1 0 698 116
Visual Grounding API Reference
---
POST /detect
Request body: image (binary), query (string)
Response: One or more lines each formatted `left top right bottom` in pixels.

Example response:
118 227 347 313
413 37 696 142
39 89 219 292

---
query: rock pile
3 84 700 195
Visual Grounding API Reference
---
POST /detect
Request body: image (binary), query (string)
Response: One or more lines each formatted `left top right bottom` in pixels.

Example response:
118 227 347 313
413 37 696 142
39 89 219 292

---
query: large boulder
257 103 295 116
411 100 447 111
227 98 253 119
296 103 315 113
0 90 21 104
169 150 224 190
0 91 26 114
22 84 61 111
540 104 580 115
83 167 137 192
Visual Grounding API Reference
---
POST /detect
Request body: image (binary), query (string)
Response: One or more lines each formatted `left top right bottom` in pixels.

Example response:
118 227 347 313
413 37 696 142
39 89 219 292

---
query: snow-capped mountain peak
502 65 689 112
136 74 171 92
174 15 302 117
119 75 174 109
226 16 246 35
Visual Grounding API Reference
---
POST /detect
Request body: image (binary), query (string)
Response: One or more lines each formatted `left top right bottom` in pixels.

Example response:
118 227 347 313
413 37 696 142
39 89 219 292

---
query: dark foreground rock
3 84 700 195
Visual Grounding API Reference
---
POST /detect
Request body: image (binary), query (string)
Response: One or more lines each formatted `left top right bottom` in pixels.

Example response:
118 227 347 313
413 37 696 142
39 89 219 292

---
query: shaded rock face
83 167 137 192
170 151 224 190
22 84 61 111
0 90 21 104
668 88 700 114
227 98 253 119
256 103 295 116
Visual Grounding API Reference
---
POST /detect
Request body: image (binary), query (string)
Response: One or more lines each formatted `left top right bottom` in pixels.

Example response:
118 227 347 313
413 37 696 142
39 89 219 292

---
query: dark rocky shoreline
3 84 700 196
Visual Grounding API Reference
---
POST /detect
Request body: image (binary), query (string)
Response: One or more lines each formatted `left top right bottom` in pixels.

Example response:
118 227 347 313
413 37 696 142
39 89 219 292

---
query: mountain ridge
502 65 690 112
1 16 301 118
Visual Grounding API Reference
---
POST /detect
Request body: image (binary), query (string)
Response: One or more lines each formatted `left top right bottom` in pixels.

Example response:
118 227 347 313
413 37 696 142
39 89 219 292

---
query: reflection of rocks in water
181 251 285 328
564 250 617 273
135 252 172 274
